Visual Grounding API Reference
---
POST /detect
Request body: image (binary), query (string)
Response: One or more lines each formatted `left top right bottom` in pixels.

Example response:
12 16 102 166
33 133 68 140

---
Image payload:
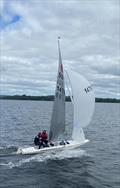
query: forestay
67 70 95 142
49 39 65 141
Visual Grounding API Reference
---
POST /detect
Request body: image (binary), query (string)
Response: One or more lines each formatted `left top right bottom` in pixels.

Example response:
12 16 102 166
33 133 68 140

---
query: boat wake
0 145 18 156
0 148 89 169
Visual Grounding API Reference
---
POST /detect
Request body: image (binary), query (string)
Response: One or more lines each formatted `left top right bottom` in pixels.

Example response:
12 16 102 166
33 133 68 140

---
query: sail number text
84 86 92 93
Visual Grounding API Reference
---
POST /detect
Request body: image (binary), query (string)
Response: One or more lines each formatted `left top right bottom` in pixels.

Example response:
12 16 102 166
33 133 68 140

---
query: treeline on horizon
0 95 120 103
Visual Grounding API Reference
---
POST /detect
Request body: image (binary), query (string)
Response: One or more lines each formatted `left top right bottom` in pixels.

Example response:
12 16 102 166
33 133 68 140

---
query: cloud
0 0 119 98
0 0 21 29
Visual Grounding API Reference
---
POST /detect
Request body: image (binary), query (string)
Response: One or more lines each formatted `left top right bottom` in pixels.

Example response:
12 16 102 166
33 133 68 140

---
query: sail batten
49 39 65 141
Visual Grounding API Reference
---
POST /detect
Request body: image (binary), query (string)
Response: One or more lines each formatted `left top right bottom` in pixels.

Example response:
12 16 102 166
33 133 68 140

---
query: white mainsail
67 70 95 142
49 38 65 141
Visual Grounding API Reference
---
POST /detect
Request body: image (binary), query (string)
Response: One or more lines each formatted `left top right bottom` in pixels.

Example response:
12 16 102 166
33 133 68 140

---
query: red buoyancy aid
41 132 48 140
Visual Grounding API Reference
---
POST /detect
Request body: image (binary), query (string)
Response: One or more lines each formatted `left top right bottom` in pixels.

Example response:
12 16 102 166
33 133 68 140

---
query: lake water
0 100 120 188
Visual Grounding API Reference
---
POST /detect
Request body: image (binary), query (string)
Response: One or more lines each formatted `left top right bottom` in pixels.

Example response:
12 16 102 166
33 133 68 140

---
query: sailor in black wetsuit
34 135 41 149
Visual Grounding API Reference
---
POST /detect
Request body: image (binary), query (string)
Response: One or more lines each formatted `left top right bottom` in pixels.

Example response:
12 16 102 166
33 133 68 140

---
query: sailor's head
38 132 41 137
43 130 46 133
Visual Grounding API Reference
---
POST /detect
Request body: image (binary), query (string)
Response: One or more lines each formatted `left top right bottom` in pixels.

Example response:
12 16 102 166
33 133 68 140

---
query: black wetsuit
34 136 41 148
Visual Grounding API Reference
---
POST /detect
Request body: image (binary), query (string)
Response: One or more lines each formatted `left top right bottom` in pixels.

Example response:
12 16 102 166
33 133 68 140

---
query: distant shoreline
0 95 120 103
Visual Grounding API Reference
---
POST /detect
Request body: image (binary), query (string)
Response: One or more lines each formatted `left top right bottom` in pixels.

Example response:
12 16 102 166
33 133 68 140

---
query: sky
0 0 120 98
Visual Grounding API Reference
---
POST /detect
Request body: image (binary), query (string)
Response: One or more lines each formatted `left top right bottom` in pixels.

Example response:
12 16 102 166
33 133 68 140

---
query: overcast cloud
0 0 120 98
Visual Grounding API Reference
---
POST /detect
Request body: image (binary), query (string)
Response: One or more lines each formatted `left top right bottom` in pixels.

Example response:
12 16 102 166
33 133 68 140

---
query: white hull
16 140 89 155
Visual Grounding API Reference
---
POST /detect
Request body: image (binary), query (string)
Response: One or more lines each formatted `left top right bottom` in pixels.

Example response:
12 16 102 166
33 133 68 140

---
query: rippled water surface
0 100 120 188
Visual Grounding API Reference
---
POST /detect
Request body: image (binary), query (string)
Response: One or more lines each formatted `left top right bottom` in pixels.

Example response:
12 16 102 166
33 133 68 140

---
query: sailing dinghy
17 38 95 155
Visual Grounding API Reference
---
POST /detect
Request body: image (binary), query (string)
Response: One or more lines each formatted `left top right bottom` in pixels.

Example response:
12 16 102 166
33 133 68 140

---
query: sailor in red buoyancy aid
41 130 49 147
